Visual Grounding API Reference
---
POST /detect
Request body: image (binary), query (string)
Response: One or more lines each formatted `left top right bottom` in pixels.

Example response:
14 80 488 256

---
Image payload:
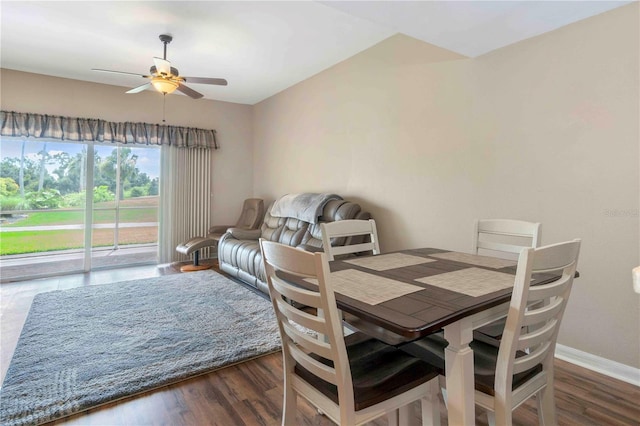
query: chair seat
295 332 439 411
400 333 542 396
473 318 507 347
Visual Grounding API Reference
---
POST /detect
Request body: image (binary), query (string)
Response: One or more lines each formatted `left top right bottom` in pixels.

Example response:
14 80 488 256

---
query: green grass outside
0 227 158 255
2 208 158 227
0 196 159 255
0 230 84 254
1 196 159 227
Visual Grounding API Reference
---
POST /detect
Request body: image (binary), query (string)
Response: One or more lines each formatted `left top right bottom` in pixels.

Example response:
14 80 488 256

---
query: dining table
297 247 564 425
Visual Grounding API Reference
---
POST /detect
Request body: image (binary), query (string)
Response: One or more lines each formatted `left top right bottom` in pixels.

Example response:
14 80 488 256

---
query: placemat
306 269 423 305
344 253 436 271
428 251 517 269
415 267 515 297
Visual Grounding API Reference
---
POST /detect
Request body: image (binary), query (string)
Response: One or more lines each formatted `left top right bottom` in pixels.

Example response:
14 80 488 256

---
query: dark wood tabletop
318 248 562 341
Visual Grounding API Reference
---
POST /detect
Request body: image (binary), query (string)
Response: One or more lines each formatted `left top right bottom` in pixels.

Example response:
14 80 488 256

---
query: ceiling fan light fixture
93 35 224 100
151 77 178 94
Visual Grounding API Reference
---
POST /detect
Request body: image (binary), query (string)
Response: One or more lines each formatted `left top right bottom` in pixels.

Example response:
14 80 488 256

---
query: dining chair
473 219 542 344
401 239 581 426
259 239 441 426
320 219 380 261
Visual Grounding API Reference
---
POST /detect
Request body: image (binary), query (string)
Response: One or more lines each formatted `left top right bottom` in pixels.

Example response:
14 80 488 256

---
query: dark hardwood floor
1 261 638 426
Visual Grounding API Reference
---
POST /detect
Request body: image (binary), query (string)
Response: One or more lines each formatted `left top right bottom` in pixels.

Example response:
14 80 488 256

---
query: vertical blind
159 145 215 263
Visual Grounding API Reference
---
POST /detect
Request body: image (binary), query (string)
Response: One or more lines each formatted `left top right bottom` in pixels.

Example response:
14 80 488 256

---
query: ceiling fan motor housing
150 65 180 77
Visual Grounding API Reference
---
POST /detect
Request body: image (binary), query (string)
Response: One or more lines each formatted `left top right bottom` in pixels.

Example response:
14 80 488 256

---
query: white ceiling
0 1 632 105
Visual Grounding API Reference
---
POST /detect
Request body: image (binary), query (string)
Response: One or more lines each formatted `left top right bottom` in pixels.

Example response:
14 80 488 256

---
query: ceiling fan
92 34 227 99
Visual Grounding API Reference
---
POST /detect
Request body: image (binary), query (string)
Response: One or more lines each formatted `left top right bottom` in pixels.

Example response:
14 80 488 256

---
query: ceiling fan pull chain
162 94 167 123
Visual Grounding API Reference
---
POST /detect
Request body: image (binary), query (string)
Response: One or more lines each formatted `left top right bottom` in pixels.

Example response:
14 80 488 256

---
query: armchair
176 198 264 272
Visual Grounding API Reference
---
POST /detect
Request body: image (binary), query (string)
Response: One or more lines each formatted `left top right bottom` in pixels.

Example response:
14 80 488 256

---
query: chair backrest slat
526 276 572 301
288 343 338 385
321 219 380 261
531 242 580 271
275 296 325 334
271 276 322 309
476 241 532 255
280 318 332 359
516 319 557 354
325 242 378 257
521 298 564 328
513 341 553 374
473 219 541 259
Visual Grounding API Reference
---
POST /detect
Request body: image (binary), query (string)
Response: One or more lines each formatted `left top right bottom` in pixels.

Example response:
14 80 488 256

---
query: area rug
0 270 281 426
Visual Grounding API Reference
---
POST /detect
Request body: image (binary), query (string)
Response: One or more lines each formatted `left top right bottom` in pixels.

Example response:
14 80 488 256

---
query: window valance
0 110 218 149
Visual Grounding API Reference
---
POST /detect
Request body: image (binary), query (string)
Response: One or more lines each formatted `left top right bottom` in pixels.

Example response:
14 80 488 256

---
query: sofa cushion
277 217 309 247
218 238 264 282
260 211 285 242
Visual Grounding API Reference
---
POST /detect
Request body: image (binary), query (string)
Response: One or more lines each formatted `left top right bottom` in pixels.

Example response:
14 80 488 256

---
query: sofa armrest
227 227 262 240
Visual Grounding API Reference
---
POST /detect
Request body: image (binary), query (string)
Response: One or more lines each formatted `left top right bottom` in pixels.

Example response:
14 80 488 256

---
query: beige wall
1 5 637 368
253 4 640 368
0 69 254 225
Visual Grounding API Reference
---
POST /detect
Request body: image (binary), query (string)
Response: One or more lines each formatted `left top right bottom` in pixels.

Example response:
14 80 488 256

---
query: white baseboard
555 344 640 386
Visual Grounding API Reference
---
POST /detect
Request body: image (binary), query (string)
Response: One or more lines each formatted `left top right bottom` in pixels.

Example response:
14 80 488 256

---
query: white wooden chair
259 239 441 426
473 219 541 260
473 219 542 343
320 219 380 261
402 239 581 426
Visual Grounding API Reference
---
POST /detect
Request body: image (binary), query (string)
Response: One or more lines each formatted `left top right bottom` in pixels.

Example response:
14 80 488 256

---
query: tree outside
1 144 159 210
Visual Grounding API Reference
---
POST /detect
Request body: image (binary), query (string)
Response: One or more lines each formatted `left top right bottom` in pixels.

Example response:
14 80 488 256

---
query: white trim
555 344 640 386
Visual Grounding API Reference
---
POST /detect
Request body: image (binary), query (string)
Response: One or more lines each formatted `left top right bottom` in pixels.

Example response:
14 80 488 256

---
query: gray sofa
218 193 371 295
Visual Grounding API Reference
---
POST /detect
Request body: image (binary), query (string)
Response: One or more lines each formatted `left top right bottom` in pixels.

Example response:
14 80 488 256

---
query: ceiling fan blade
126 83 152 94
92 68 150 78
153 57 172 76
183 77 228 86
176 83 204 99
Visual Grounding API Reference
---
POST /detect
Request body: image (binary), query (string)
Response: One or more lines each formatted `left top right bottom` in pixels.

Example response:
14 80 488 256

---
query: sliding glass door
0 139 160 282
90 145 159 269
